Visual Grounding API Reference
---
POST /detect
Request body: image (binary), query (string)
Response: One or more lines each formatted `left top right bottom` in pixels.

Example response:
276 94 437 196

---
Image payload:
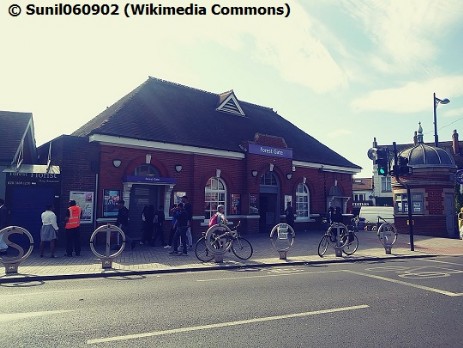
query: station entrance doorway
128 185 162 240
259 172 280 233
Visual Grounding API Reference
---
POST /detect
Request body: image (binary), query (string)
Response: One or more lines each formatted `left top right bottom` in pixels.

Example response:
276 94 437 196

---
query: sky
1 0 463 178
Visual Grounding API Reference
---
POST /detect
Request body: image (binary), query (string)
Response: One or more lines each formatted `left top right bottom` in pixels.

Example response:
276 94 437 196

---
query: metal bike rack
269 223 295 260
331 224 345 257
377 223 398 255
89 224 126 269
204 224 233 263
0 226 34 275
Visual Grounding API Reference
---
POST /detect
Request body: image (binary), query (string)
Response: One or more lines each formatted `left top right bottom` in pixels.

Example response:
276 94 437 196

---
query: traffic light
376 148 389 176
397 156 411 176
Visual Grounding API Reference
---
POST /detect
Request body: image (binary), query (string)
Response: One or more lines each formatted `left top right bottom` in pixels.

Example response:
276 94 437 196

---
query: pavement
1 229 462 284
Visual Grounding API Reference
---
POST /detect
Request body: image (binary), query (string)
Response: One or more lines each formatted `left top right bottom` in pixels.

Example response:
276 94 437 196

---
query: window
381 176 391 192
296 183 309 219
395 193 424 214
260 172 278 186
204 177 226 219
354 194 365 201
134 164 160 177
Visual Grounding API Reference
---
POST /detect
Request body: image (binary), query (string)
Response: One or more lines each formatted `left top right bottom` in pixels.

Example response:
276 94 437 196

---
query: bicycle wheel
194 237 214 262
317 235 329 257
342 233 359 255
231 237 253 260
377 223 398 245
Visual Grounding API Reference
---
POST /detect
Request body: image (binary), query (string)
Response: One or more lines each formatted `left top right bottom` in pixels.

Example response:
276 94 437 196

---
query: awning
2 164 60 174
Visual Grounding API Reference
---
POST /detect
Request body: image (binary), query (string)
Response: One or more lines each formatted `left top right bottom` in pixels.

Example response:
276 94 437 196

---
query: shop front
4 165 61 246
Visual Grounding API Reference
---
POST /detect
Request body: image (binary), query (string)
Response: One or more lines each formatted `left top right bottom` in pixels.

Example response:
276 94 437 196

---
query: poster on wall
231 194 241 215
249 193 259 215
173 191 186 205
103 189 121 218
69 191 94 224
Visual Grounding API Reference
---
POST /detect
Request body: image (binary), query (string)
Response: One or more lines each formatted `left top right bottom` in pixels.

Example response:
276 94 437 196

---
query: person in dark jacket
116 200 131 248
152 205 166 246
141 205 155 245
285 201 295 229
169 203 189 255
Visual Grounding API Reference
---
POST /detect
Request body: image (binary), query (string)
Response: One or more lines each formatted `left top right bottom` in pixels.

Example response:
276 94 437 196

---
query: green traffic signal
375 148 389 176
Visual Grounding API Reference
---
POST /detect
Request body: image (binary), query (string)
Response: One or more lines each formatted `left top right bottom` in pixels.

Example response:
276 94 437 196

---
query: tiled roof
0 111 33 163
72 77 360 170
352 177 373 191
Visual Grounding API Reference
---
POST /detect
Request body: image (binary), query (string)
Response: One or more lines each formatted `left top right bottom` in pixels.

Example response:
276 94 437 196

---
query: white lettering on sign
31 173 58 179
260 147 272 154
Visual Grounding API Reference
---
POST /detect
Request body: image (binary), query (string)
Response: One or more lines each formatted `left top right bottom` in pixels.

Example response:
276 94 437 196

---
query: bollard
335 227 343 257
100 257 113 269
214 253 224 263
334 246 343 257
5 262 20 275
384 243 392 254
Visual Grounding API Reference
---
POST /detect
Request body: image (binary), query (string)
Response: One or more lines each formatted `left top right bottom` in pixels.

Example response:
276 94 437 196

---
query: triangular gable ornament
216 91 245 116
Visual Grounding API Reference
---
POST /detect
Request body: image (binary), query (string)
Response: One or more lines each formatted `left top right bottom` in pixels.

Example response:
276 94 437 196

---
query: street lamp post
433 92 450 147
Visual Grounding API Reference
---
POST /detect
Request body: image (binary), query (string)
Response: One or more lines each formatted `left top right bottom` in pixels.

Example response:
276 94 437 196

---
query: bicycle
342 217 360 255
317 219 359 257
202 221 253 260
376 216 398 246
194 233 215 262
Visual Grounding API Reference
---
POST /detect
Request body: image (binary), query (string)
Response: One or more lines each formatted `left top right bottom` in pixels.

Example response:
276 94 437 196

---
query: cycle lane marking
344 270 463 297
424 258 463 266
86 304 369 345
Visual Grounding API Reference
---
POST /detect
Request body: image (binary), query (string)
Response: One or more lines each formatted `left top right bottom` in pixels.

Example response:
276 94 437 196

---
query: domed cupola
398 123 456 169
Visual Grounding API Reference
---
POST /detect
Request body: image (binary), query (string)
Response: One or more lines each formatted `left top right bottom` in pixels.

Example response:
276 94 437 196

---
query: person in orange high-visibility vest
65 200 82 257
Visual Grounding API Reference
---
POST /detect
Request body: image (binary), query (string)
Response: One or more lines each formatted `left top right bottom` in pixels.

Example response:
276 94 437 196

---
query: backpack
208 213 219 228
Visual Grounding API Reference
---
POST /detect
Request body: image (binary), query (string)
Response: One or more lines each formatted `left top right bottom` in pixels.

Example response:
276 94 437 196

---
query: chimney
452 129 460 155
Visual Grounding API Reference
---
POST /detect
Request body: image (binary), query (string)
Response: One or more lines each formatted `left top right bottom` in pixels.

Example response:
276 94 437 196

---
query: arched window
260 172 278 186
296 183 310 219
204 177 226 219
134 164 160 177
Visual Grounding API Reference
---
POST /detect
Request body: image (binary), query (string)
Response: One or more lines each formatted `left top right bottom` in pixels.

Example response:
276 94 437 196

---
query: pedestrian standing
152 205 166 246
164 204 178 249
285 201 295 230
141 205 154 245
169 202 188 255
182 195 193 249
0 198 8 254
64 200 82 257
116 200 132 248
40 204 59 258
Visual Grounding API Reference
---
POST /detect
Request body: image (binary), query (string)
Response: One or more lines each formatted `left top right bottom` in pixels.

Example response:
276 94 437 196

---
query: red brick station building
2 77 361 243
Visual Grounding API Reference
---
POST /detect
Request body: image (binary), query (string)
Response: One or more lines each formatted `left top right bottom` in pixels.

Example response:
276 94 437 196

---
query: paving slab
1 230 462 283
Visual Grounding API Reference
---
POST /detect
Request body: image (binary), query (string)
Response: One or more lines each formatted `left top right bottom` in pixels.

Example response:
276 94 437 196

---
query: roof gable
72 77 360 170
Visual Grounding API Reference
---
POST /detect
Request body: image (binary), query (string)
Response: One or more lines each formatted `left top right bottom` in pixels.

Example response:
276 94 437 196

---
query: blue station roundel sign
456 169 463 184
